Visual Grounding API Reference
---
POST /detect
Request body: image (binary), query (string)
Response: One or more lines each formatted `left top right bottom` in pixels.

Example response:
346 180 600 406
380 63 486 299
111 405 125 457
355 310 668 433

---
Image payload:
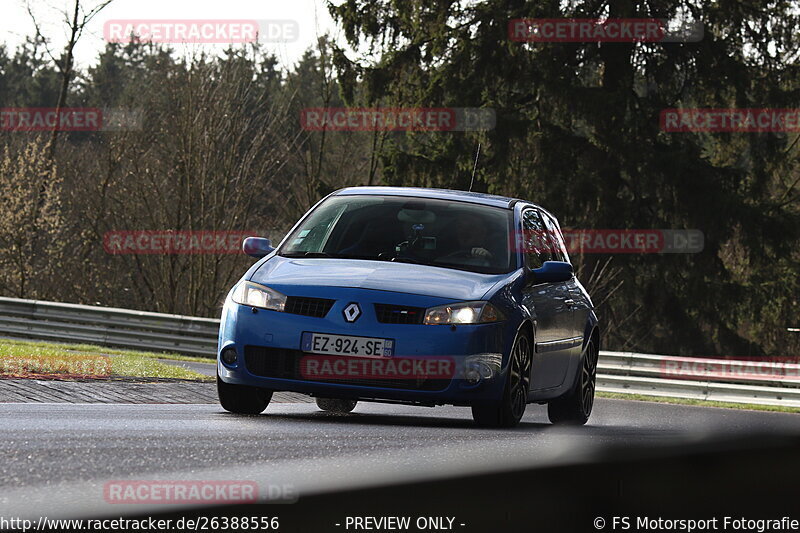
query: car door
543 213 594 356
519 208 574 391
541 213 586 366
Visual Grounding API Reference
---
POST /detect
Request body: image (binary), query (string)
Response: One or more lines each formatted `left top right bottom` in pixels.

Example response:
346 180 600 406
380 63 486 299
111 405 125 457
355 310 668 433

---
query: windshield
280 195 515 274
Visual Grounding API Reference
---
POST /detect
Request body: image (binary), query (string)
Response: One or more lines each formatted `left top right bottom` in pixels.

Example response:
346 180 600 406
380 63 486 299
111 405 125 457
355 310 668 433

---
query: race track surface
1 398 799 521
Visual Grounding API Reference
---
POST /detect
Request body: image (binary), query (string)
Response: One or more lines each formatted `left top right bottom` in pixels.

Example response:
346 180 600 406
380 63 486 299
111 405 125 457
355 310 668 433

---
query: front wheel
316 398 357 413
471 330 532 428
217 373 272 414
547 338 598 425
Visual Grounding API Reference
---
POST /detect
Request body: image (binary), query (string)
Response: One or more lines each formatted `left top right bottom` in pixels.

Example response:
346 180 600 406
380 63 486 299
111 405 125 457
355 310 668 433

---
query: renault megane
217 187 599 427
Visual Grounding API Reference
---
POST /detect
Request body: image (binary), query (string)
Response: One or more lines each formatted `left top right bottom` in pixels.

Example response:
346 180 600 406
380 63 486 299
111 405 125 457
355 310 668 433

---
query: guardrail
1 297 798 408
598 351 800 407
0 297 218 357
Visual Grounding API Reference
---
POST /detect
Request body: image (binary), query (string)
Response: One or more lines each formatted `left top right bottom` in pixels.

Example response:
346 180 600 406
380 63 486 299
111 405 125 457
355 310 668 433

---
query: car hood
250 256 512 301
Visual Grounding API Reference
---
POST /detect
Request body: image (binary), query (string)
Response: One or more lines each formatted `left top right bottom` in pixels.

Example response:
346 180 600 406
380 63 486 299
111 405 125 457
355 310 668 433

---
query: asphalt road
1 398 800 521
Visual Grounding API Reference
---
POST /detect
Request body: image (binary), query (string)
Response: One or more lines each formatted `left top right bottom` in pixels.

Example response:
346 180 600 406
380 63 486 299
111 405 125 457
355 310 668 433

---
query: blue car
217 187 599 427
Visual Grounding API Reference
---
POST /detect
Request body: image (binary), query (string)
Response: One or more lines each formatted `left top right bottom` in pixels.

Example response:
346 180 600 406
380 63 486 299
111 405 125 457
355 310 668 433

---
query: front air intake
284 296 335 318
374 304 425 324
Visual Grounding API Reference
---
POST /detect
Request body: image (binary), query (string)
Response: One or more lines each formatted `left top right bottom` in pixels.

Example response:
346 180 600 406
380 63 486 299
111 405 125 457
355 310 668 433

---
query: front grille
284 296 335 318
243 345 448 391
244 346 299 379
374 304 425 324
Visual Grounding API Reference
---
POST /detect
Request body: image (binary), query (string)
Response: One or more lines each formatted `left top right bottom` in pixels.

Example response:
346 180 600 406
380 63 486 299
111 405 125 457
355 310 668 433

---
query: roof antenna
468 142 481 192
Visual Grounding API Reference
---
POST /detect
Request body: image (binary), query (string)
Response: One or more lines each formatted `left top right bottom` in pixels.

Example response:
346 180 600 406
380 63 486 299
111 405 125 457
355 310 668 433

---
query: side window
542 213 570 263
521 208 554 269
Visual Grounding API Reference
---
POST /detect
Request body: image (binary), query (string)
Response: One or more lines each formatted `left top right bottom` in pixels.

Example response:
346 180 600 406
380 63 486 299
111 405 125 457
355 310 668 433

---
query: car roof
334 186 544 211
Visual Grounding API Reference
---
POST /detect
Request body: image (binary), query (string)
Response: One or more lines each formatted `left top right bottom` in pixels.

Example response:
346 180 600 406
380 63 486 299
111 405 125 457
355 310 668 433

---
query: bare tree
25 0 115 160
81 50 301 316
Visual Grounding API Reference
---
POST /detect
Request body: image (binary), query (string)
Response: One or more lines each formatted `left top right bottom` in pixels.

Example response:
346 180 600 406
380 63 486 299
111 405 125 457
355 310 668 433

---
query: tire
547 337 598 425
316 398 358 413
217 373 272 414
471 330 532 428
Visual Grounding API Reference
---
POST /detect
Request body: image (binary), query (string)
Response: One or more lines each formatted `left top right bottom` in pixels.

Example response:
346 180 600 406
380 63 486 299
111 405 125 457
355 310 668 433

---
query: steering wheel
439 249 492 266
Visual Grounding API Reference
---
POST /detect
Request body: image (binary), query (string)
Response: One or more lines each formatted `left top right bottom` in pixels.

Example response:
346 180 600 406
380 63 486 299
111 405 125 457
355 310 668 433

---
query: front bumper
217 287 514 406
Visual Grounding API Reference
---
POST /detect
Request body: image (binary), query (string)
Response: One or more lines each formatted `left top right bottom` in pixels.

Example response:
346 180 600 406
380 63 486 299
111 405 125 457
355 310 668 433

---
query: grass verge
598 391 800 414
0 338 213 381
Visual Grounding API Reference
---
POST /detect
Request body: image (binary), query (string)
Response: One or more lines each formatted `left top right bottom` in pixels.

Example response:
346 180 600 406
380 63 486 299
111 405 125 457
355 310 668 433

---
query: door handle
564 299 575 307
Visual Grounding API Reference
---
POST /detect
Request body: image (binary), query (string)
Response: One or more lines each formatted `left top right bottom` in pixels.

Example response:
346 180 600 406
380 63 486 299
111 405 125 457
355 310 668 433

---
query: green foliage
329 0 800 356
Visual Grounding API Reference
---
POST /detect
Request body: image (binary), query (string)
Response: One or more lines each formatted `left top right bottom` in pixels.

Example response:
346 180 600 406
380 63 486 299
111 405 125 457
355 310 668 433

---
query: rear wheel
316 398 358 413
547 338 597 425
471 330 532 428
217 373 272 414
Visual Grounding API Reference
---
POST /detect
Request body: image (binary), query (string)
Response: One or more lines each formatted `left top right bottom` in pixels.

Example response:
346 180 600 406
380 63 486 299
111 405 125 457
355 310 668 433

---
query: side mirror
243 237 275 258
530 261 573 283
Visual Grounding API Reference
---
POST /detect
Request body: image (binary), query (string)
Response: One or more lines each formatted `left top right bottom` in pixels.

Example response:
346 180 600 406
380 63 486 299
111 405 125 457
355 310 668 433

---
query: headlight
423 301 503 325
231 281 287 311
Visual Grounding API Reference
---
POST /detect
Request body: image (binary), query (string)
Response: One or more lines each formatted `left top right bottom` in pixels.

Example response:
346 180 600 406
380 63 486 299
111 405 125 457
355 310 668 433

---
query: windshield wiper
281 251 335 258
282 251 381 260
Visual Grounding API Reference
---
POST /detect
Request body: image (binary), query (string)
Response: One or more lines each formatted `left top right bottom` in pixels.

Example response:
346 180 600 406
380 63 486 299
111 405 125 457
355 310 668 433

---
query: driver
451 213 493 259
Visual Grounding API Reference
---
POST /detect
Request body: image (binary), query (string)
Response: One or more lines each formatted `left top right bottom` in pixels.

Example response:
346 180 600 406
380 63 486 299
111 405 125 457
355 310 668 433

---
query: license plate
301 332 394 358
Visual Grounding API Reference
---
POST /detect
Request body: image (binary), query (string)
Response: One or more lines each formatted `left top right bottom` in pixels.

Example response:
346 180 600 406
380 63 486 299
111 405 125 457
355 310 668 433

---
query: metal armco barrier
598 351 800 407
1 297 798 408
0 297 218 357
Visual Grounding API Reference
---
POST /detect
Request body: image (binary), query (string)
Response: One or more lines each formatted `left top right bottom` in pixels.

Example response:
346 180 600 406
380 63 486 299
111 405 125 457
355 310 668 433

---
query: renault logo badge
343 302 361 323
